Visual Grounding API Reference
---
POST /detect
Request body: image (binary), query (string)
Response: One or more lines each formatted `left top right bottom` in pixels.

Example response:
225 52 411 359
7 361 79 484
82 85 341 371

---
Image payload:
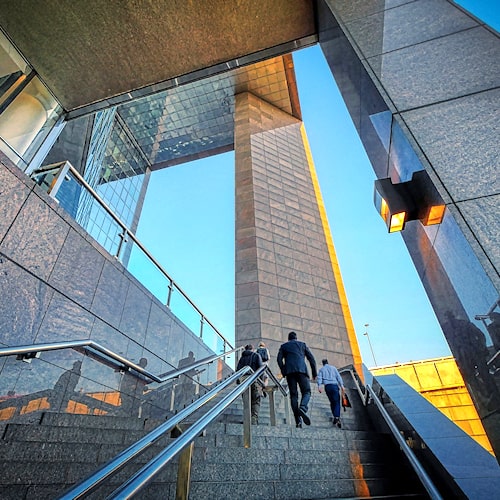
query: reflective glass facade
76 108 116 227
118 57 296 167
40 57 297 264
83 115 149 259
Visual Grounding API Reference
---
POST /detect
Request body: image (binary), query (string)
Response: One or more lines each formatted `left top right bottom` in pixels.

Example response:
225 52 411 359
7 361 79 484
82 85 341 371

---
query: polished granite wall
371 374 500 498
234 92 361 372
371 357 493 454
0 154 219 421
321 0 500 457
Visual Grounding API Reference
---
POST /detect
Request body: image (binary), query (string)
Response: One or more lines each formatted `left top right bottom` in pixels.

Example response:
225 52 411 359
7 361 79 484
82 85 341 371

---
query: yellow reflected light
379 195 406 232
380 197 389 222
423 204 446 226
389 211 406 232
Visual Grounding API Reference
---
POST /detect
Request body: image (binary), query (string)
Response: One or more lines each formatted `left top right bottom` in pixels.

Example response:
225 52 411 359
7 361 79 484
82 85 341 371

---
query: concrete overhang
0 0 316 116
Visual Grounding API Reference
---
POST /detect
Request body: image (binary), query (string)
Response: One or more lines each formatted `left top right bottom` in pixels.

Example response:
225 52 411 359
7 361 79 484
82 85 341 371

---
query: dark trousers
250 382 261 420
240 381 261 423
325 383 341 418
286 372 311 423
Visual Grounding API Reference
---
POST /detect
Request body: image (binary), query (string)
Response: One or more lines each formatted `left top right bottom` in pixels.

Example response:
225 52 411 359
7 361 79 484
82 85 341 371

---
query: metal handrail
58 364 265 499
340 366 368 405
265 368 288 396
0 340 243 385
340 365 441 500
30 160 233 352
2 339 285 497
366 384 443 500
108 364 268 499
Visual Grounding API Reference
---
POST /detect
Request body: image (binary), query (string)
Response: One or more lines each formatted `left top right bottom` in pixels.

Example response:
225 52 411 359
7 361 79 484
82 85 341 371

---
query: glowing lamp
374 170 445 233
422 204 446 226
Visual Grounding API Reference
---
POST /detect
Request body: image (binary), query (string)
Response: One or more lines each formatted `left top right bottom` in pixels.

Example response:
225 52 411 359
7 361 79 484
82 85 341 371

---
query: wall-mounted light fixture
374 170 445 233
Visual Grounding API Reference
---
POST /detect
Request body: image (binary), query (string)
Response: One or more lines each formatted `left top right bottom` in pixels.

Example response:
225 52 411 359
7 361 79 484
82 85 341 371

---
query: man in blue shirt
317 359 345 428
277 331 317 428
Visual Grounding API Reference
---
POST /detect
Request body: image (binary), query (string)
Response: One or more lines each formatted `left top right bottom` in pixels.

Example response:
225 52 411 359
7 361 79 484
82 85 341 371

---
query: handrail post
115 229 128 261
268 388 276 426
166 280 174 308
199 315 204 339
175 441 194 500
47 161 71 199
242 384 252 448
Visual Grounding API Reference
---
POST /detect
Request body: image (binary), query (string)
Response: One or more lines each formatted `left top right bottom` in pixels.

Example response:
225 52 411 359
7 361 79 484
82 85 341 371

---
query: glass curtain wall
83 115 149 261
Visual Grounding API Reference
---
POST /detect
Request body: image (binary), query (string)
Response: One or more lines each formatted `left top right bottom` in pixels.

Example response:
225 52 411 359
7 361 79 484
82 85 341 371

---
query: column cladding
234 92 361 372
320 0 500 458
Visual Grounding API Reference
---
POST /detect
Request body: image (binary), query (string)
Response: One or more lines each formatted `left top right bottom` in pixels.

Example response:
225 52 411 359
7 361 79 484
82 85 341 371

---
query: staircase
0 378 428 499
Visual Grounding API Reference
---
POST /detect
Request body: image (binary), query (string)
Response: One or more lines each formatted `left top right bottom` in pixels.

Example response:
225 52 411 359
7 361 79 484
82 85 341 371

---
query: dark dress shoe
298 408 311 426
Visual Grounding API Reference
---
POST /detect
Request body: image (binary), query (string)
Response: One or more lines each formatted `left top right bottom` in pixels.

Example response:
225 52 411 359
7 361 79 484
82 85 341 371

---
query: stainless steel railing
365 384 443 500
58 364 271 499
340 365 442 500
0 339 242 385
30 160 233 354
1 340 288 498
110 365 269 499
339 365 367 404
264 367 288 397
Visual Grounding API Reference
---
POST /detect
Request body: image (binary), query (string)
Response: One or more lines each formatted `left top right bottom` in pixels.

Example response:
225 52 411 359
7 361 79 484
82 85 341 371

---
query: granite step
0 379 426 500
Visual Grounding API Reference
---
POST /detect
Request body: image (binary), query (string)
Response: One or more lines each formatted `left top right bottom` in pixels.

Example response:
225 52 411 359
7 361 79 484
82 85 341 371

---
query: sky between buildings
130 0 499 368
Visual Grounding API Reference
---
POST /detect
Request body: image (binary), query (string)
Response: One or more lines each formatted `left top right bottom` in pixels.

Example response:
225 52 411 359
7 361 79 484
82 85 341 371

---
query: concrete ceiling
0 0 316 114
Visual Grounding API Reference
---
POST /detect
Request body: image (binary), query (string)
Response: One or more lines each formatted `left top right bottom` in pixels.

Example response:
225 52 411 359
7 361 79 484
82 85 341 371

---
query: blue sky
132 1 498 368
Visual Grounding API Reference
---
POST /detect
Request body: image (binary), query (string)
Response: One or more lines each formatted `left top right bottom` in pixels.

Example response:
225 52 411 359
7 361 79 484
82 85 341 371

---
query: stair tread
0 385 426 499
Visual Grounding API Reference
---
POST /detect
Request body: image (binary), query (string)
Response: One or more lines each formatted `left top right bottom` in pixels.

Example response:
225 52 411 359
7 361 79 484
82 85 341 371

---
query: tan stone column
234 91 361 373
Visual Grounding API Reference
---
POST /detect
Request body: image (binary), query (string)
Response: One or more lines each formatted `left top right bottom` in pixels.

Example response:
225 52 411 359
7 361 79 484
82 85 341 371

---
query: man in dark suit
277 331 317 428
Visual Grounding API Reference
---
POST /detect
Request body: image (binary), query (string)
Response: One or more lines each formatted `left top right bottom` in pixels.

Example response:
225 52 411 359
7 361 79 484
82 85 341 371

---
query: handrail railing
58 364 268 499
0 340 243 385
339 367 366 405
2 340 286 498
340 366 442 500
339 365 368 405
366 384 443 500
30 160 233 353
109 364 268 499
265 368 288 397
